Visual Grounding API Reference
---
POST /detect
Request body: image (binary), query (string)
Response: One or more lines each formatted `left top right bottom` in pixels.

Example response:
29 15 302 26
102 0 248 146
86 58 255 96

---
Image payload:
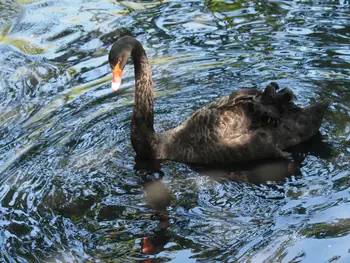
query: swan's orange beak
111 61 123 91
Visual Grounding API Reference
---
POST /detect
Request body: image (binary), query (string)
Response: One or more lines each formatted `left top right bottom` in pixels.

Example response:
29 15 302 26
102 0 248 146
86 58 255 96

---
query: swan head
108 37 133 91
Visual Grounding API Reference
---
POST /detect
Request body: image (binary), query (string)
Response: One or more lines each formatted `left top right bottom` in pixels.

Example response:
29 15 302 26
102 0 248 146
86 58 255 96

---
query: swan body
109 36 328 165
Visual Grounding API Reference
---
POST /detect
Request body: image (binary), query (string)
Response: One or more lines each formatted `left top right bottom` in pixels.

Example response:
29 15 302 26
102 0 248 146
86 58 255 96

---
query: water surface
0 0 349 262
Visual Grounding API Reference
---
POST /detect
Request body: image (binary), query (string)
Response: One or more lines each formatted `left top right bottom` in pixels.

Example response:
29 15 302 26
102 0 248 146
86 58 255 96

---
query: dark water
0 0 349 262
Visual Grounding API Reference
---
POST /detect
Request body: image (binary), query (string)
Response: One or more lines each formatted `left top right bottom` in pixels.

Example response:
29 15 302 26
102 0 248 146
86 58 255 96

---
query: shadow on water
136 132 333 184
134 131 334 261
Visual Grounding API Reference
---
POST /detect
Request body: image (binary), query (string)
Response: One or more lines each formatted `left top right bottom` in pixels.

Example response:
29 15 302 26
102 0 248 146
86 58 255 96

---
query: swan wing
166 88 328 164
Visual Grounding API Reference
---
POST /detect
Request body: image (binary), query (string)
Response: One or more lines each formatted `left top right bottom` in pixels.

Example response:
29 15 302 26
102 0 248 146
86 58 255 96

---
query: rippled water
0 0 349 262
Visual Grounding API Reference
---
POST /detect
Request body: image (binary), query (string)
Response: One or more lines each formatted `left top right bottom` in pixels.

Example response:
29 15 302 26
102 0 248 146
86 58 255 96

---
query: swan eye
118 58 122 63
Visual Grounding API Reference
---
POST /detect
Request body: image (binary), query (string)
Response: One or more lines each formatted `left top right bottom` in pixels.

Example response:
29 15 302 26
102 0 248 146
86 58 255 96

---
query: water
0 0 349 262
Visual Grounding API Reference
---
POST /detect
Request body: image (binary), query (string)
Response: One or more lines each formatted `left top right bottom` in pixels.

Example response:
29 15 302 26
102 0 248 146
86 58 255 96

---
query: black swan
108 36 329 165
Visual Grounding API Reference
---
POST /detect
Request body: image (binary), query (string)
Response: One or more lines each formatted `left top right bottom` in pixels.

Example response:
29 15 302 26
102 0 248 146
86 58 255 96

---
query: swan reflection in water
134 132 333 262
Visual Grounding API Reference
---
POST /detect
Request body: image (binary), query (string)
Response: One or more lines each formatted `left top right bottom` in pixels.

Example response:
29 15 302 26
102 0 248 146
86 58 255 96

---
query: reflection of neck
130 41 157 158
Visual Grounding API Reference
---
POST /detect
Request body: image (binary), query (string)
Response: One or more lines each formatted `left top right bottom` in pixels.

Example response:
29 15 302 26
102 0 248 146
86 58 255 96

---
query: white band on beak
112 79 121 91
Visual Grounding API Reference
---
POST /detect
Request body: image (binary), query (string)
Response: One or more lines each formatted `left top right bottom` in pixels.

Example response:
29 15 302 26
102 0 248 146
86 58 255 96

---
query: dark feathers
108 36 329 165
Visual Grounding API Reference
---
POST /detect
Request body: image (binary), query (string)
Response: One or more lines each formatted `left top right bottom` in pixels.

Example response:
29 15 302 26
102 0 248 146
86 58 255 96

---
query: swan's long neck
130 42 160 158
131 43 154 130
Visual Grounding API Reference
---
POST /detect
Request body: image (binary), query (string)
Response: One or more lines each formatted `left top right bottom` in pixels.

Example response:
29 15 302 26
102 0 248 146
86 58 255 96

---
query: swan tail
298 100 329 139
304 100 329 129
280 100 329 149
